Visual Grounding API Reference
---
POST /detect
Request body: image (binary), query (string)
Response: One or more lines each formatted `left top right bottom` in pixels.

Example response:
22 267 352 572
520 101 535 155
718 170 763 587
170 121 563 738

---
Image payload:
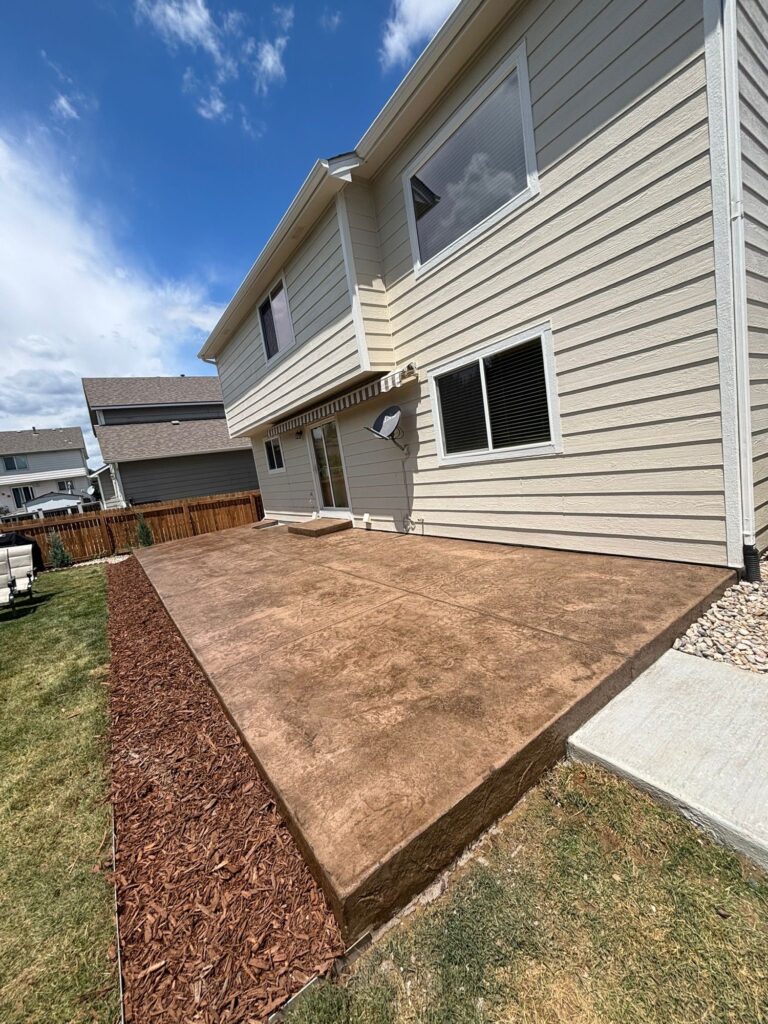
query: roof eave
196 0 515 364
198 160 343 360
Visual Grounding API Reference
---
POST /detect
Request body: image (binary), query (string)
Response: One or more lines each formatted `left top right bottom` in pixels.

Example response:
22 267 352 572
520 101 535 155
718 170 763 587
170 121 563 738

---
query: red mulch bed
108 557 343 1023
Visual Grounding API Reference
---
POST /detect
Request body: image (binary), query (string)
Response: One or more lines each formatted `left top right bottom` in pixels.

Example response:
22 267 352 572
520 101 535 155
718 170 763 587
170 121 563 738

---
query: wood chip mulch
107 557 343 1023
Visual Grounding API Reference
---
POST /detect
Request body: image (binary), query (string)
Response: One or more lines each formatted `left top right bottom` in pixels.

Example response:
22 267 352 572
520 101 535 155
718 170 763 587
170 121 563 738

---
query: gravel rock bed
674 559 767 673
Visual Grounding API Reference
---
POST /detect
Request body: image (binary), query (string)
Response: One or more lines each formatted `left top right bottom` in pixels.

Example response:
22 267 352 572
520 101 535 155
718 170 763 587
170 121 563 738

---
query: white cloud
0 131 220 462
135 0 227 68
380 0 459 70
197 85 229 121
273 5 294 32
320 8 342 32
136 0 291 127
251 36 288 96
51 94 80 121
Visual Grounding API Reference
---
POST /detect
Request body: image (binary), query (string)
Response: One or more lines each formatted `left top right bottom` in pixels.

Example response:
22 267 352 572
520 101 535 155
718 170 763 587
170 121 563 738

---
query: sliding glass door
310 420 349 510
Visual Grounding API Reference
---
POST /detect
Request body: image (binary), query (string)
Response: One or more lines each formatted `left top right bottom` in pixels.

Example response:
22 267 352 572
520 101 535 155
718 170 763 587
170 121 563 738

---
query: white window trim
264 437 286 474
258 272 296 367
427 321 563 467
305 415 354 518
402 41 539 280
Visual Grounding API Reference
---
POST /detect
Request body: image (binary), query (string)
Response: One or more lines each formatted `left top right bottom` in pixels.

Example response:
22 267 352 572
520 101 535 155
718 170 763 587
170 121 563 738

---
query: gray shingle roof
82 375 224 410
94 420 251 463
0 427 86 456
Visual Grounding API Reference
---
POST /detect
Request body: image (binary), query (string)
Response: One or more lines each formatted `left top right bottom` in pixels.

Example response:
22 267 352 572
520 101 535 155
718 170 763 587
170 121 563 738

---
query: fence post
248 492 258 522
183 500 195 537
98 512 115 557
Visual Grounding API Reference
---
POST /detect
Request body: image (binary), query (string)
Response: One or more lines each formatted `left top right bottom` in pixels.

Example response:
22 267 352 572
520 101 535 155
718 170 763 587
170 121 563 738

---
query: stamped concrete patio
135 525 732 942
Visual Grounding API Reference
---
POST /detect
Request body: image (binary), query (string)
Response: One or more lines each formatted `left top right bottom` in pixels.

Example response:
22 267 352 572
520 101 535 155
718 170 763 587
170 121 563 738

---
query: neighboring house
0 427 89 515
81 376 259 506
200 0 767 578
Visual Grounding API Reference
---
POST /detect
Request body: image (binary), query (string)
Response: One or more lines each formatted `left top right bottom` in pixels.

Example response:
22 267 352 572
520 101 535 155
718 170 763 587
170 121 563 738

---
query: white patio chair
0 551 14 612
7 544 35 599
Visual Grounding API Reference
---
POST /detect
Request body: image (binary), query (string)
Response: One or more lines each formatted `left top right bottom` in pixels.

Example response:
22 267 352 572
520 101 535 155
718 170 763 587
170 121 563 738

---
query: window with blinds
404 45 537 270
432 329 560 463
259 278 294 361
264 437 284 472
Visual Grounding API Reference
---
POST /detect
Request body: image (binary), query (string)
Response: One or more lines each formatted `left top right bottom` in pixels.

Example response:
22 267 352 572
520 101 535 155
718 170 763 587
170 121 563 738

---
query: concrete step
569 649 768 870
288 518 353 538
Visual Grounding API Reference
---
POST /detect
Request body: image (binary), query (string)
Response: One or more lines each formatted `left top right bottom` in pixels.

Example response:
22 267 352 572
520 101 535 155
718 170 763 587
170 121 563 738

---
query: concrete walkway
570 649 768 870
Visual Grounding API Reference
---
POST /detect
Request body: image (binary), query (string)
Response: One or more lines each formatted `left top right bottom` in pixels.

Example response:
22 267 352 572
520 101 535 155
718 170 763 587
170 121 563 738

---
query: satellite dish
87 485 96 496
370 406 401 439
365 405 407 452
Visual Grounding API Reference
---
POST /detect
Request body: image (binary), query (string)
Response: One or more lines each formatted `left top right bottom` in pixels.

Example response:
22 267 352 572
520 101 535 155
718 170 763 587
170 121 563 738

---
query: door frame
305 416 354 520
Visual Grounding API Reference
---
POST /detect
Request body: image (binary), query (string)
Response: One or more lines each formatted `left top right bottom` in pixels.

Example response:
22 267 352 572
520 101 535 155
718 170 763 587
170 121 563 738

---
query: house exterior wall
118 450 258 505
253 0 729 566
736 0 768 551
217 202 364 436
100 403 225 425
342 183 394 372
0 448 88 511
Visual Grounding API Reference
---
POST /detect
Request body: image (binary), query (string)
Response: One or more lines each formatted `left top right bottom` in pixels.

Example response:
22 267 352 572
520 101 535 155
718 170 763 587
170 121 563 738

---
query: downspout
721 0 759 578
705 0 758 579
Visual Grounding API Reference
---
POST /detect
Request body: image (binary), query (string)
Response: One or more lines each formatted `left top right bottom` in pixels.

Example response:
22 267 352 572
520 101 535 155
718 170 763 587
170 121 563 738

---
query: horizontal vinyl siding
738 0 768 550
119 451 258 505
251 433 317 522
362 0 727 565
218 203 361 435
344 183 395 372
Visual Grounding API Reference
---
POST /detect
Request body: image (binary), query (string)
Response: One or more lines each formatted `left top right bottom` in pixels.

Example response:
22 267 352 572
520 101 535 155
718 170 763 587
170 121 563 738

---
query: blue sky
0 0 456 457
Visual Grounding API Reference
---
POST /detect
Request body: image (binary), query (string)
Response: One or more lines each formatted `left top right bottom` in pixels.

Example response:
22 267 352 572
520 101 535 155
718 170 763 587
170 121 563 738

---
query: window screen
264 438 284 471
435 337 552 458
259 280 293 360
436 363 488 455
409 69 529 264
484 339 550 449
3 455 29 471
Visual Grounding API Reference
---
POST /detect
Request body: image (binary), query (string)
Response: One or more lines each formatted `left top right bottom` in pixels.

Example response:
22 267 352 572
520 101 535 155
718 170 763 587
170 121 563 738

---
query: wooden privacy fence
3 490 264 567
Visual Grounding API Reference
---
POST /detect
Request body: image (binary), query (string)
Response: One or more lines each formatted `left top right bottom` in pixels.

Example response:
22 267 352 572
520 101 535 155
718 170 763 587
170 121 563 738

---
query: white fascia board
0 468 88 486
198 160 340 360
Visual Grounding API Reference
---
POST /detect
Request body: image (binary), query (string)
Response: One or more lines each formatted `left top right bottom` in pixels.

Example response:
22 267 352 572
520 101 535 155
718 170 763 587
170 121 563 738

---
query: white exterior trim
723 0 755 548
703 0 751 567
305 416 354 517
401 41 539 280
335 191 370 372
427 320 563 468
264 437 287 474
0 467 88 486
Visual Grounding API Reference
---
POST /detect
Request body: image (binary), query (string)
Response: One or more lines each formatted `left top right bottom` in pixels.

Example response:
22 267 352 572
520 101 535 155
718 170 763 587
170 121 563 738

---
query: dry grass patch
290 763 768 1024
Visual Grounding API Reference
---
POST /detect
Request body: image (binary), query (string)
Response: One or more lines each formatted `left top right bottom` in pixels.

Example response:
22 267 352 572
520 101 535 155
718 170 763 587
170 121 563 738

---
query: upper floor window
403 43 538 275
3 455 29 471
428 322 561 466
259 276 295 362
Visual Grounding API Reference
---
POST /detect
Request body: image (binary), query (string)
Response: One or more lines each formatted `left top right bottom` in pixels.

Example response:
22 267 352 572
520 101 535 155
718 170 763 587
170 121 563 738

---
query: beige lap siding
218 203 360 435
361 0 728 565
251 434 317 522
737 0 768 551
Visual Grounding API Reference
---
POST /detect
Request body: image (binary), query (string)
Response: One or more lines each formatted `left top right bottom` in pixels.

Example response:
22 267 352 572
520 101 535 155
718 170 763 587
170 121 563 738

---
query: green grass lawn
0 567 117 1024
290 763 768 1024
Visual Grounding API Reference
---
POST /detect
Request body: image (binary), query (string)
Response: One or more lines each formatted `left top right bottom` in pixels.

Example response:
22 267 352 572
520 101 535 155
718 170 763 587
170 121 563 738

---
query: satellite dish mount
365 405 408 452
